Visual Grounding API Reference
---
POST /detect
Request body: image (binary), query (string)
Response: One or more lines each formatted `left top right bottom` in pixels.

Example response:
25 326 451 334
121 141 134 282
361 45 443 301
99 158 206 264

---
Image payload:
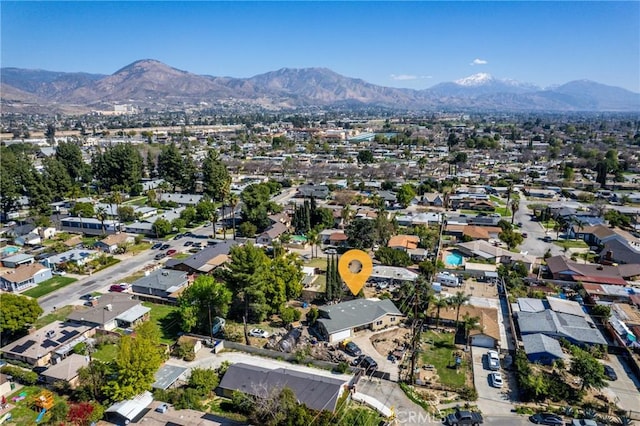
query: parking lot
470 346 517 416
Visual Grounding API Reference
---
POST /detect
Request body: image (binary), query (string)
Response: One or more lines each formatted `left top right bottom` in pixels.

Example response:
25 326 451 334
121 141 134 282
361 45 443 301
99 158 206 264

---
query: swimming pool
445 251 464 266
1 246 20 256
291 235 308 243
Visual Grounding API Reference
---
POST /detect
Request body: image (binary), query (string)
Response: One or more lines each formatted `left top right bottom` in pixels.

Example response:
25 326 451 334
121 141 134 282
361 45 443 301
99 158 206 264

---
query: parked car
341 341 362 357
151 243 163 249
489 372 503 388
52 270 66 276
543 236 553 242
160 244 171 250
155 403 169 413
571 420 600 426
109 283 129 292
211 317 226 336
486 350 500 370
529 413 563 425
445 409 483 425
522 232 528 238
603 364 617 380
358 356 378 372
184 241 193 246
167 249 177 256
249 328 269 338
154 252 167 260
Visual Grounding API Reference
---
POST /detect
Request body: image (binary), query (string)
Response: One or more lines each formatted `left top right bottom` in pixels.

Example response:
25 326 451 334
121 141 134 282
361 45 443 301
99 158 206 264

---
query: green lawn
33 305 78 328
172 252 191 260
305 257 327 270
6 386 66 425
123 196 148 206
92 343 118 362
494 206 510 217
554 239 589 249
120 270 146 284
490 195 504 205
420 331 467 388
22 276 77 298
142 302 181 344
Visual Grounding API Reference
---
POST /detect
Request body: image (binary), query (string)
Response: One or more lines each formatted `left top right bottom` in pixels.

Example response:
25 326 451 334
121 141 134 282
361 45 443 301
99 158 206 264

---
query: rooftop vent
105 304 112 311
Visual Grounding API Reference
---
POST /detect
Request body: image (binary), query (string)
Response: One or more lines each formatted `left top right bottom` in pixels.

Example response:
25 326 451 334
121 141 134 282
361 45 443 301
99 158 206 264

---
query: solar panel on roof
42 339 58 349
57 330 79 343
10 339 36 354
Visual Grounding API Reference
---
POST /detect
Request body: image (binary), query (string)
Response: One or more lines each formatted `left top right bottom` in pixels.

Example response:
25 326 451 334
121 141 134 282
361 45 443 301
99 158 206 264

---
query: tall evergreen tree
202 149 231 202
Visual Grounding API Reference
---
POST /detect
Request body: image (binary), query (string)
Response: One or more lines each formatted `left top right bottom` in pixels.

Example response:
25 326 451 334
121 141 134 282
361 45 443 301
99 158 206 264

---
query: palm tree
211 210 219 239
110 190 123 225
228 193 239 240
461 313 481 343
341 204 353 229
96 206 108 235
307 229 320 258
510 199 520 226
616 415 634 426
451 291 470 328
505 184 513 215
432 297 450 329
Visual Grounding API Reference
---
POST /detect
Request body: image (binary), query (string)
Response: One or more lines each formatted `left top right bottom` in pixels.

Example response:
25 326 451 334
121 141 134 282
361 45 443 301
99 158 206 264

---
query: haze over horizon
2 1 639 93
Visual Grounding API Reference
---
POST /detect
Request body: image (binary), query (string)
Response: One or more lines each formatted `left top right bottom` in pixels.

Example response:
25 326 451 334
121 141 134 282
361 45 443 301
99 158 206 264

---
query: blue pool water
445 252 464 266
1 246 19 256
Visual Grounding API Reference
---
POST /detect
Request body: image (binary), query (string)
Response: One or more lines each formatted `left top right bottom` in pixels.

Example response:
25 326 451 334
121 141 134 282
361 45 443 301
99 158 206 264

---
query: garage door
330 329 351 343
471 335 495 348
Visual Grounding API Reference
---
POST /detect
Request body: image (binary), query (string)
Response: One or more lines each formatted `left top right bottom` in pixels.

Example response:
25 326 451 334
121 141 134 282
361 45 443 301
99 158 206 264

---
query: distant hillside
2 60 639 113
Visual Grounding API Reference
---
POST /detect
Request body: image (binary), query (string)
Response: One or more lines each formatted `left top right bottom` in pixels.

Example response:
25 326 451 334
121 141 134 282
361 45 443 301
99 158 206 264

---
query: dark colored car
342 341 362 357
358 356 378 372
543 236 553 243
154 252 167 260
151 243 162 249
160 244 171 250
603 364 617 380
529 413 563 425
184 241 193 246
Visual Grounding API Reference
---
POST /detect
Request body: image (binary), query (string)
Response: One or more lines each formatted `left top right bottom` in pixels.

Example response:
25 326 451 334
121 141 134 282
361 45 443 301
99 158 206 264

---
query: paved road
514 193 564 258
37 226 210 314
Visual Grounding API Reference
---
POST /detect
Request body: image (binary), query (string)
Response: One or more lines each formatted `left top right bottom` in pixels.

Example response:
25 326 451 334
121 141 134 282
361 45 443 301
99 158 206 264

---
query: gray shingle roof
217 363 348 412
131 269 187 291
317 298 403 334
152 364 188 390
517 310 606 345
165 240 237 271
522 333 565 360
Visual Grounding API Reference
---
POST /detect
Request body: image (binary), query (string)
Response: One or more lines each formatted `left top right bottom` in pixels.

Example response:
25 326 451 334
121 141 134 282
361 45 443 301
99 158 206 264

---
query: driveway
514 195 564 258
603 355 640 413
350 328 402 382
470 346 517 416
356 377 438 425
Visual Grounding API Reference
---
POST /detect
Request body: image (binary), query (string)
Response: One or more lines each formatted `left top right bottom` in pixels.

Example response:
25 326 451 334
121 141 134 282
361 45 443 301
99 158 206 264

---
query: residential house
582 283 637 304
94 233 135 254
600 238 640 265
316 298 405 343
0 321 94 367
457 240 536 272
256 222 288 245
296 185 330 199
521 333 565 365
328 232 348 247
1 253 35 268
387 235 420 251
435 305 501 348
131 269 189 300
319 229 344 245
0 263 52 292
217 363 353 412
14 232 41 246
545 255 640 282
516 310 607 346
40 249 98 270
158 193 203 206
60 217 121 236
370 265 419 283
421 192 444 207
67 293 150 331
165 240 237 274
40 353 89 388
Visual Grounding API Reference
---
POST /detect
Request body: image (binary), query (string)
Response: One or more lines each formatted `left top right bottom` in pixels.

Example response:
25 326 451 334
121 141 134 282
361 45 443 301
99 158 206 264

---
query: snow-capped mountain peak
455 73 494 86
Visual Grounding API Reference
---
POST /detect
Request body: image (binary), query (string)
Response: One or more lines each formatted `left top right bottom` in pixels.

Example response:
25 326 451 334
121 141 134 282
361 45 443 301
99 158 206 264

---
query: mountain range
1 59 639 113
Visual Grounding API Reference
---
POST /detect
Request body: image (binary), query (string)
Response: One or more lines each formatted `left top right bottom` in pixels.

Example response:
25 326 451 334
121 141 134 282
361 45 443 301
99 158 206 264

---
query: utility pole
409 289 422 384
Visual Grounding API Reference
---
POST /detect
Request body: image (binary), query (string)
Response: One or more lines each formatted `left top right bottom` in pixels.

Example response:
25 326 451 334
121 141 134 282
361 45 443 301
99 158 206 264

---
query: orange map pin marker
338 249 373 296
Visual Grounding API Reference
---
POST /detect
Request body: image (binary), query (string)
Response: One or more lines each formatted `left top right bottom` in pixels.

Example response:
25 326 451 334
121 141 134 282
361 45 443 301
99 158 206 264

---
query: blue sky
2 1 639 92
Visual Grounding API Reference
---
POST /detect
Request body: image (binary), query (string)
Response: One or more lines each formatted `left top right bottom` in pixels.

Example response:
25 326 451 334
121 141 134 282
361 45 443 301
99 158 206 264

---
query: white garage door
471 335 495 348
330 329 351 343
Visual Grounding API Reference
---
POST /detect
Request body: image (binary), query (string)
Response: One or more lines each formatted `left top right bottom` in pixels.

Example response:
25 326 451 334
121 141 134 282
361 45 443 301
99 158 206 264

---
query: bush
334 362 349 374
458 386 478 401
0 365 38 385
